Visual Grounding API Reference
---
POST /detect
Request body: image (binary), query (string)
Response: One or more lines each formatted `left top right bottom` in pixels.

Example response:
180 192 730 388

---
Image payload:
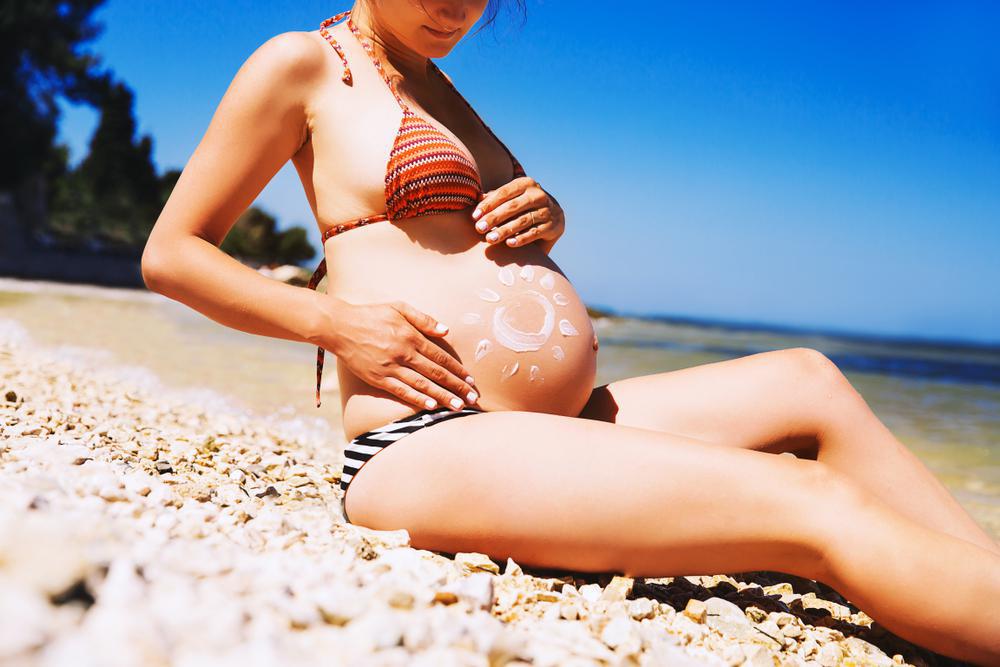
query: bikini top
305 9 526 408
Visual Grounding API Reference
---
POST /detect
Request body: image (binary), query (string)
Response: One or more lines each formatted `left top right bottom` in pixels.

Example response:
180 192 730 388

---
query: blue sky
56 1 1000 344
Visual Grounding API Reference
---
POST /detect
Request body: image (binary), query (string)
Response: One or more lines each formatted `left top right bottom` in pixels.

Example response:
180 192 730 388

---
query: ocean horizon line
587 304 1000 353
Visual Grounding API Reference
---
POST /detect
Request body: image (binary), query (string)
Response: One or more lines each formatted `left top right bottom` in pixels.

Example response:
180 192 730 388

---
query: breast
385 112 482 219
323 212 599 440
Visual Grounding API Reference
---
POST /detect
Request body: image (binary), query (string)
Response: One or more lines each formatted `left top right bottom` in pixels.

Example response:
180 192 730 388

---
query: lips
423 25 458 38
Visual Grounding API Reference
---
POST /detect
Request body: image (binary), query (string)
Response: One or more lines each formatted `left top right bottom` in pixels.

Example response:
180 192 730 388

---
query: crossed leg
578 346 1000 555
344 408 1000 666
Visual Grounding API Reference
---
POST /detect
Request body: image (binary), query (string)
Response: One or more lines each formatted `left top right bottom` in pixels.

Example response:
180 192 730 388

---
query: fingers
374 352 478 413
413 335 476 387
489 207 552 246
472 175 536 222
475 190 538 237
504 217 548 246
394 363 479 412
379 375 441 411
392 300 450 337
388 300 479 410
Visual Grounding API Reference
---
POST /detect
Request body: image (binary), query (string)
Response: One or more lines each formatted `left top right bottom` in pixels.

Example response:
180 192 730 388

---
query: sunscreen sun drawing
463 265 579 383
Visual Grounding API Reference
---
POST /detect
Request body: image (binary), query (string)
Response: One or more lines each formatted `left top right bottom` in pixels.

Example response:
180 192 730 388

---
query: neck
350 3 432 83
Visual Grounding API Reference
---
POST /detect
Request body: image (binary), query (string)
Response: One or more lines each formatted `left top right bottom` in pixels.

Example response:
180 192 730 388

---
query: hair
470 0 527 39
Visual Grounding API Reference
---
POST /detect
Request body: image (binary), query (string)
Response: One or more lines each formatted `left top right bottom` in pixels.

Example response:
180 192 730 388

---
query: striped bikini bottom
340 405 485 523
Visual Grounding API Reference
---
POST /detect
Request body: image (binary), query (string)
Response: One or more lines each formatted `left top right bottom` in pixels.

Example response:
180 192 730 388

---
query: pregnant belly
323 222 599 440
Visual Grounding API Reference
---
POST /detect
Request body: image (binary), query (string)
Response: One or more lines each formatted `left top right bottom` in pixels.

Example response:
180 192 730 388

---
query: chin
421 42 455 58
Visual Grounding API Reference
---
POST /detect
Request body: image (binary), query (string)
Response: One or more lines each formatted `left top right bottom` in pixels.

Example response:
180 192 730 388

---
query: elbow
140 242 170 293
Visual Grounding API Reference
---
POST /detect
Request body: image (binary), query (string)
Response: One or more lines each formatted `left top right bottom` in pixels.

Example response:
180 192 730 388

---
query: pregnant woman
141 1 1000 663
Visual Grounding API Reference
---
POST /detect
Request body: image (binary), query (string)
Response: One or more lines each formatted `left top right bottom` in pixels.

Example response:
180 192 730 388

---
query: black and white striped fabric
340 406 484 521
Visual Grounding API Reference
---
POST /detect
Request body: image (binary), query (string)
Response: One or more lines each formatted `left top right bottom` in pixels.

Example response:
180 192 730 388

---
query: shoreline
0 316 966 665
0 276 159 302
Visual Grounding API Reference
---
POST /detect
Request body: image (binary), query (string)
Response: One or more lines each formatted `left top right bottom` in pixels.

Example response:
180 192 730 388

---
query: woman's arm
141 31 339 346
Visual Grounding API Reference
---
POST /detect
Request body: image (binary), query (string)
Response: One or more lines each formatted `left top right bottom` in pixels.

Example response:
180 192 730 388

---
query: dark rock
28 495 49 510
49 578 96 609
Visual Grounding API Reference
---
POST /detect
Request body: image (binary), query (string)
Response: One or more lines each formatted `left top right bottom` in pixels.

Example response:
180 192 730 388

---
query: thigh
344 409 855 580
577 347 839 456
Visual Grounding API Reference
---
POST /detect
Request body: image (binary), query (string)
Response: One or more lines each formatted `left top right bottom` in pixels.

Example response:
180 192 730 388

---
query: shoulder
240 31 329 83
225 31 334 134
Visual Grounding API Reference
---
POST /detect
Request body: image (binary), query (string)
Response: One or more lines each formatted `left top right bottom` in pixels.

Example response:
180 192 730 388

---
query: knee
785 347 860 401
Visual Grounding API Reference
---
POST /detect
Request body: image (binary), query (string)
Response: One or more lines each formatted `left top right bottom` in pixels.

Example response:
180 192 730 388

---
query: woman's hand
319 299 479 412
471 176 565 249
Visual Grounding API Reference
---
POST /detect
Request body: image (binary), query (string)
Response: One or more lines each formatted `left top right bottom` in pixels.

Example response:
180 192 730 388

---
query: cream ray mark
461 312 483 325
498 266 514 286
492 290 555 352
539 272 555 290
552 345 565 361
553 292 569 306
519 265 534 282
529 365 543 383
475 339 492 362
500 361 519 382
477 287 500 302
559 319 579 336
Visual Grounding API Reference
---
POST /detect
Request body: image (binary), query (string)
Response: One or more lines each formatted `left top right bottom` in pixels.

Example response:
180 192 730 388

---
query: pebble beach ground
0 305 977 666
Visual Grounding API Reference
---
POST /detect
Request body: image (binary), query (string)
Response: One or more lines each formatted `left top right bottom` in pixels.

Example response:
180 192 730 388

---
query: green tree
158 168 181 210
273 226 316 266
220 206 316 269
48 80 161 248
0 0 112 193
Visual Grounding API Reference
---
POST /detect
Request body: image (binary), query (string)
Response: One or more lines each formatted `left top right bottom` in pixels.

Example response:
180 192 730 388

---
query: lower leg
815 385 1000 555
817 484 1000 667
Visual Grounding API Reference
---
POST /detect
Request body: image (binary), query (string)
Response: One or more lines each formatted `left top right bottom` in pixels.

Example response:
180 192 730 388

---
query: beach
1 276 992 666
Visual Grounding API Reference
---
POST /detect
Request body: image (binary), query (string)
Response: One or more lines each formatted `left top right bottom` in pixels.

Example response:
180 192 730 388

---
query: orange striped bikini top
306 9 526 408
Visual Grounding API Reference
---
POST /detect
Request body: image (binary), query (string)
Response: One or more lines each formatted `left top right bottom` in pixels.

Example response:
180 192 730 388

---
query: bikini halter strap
319 9 420 113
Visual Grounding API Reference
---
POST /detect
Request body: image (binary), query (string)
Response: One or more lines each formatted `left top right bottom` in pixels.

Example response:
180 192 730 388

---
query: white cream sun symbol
460 265 579 384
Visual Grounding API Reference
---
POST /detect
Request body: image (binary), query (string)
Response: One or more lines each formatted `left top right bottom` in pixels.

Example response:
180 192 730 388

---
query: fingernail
486 231 498 242
435 322 448 333
465 375 475 384
425 398 436 409
476 220 487 232
450 397 463 410
466 391 478 403
472 208 481 220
